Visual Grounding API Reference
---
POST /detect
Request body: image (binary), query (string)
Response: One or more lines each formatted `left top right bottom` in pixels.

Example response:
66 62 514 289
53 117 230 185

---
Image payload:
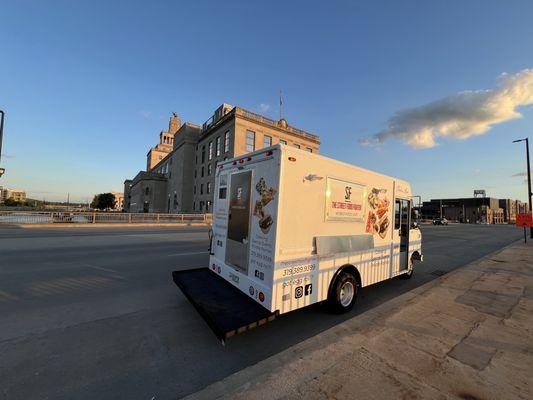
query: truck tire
400 256 415 279
328 272 357 313
399 267 413 279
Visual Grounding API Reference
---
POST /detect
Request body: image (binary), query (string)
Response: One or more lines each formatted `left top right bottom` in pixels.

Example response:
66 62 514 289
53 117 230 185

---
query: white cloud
512 172 527 177
139 110 152 118
259 103 270 113
361 69 533 149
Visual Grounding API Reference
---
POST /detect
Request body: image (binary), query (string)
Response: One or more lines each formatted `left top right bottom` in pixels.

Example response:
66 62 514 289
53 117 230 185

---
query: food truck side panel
272 147 402 314
210 149 281 311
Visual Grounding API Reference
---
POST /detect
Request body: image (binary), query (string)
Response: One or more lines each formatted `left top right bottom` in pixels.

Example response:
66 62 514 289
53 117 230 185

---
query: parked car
433 217 448 225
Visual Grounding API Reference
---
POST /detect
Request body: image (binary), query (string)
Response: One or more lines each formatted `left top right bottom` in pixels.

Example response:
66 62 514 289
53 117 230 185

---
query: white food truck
173 144 422 341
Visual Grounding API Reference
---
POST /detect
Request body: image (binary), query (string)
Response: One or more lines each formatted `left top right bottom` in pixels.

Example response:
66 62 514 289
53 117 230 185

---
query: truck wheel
328 272 357 313
399 267 413 279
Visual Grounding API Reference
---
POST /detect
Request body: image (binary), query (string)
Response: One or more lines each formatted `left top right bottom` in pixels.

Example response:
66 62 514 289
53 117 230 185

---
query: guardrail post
128 213 132 223
92 212 96 224
181 214 184 223
157 214 160 223
50 212 53 224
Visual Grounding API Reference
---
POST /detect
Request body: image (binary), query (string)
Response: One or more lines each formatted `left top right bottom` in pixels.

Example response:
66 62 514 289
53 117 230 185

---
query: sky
1 0 533 203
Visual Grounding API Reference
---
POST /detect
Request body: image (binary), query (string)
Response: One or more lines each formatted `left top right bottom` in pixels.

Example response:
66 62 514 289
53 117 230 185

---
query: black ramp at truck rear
172 268 277 343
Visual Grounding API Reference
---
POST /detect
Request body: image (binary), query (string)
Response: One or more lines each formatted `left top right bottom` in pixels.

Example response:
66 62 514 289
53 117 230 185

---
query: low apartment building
0 187 26 203
124 104 320 213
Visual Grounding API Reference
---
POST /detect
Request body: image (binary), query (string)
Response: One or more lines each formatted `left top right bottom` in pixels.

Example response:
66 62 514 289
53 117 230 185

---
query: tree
4 198 21 207
90 193 116 210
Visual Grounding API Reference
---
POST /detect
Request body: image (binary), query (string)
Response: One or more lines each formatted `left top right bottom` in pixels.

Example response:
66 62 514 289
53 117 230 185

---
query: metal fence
0 211 212 225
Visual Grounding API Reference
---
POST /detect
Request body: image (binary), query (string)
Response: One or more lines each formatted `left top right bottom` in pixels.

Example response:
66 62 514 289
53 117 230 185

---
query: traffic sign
516 213 533 227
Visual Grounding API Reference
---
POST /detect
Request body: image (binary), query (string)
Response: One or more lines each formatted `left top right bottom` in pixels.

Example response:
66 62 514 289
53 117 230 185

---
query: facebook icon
304 284 312 296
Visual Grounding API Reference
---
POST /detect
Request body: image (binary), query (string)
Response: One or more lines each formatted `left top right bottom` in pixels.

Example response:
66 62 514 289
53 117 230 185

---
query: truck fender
328 264 362 298
411 251 423 262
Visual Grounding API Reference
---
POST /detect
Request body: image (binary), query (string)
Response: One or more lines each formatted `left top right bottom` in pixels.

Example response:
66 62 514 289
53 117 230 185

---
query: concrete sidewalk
188 241 533 400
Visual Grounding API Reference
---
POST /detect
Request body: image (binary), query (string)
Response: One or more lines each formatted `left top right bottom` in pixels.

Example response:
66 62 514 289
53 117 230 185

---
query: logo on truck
325 178 365 222
345 186 352 201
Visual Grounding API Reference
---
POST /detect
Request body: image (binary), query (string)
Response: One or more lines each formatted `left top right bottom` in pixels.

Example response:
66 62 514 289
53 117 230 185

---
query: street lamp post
0 109 4 178
513 138 532 238
0 110 4 161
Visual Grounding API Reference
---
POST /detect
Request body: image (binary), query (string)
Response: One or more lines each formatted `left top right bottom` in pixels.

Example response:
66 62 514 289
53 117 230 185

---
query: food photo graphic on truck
172 144 423 342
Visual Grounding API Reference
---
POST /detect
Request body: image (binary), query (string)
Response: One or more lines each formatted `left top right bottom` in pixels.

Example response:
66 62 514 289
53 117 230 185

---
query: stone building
124 104 320 213
111 192 124 211
146 113 181 171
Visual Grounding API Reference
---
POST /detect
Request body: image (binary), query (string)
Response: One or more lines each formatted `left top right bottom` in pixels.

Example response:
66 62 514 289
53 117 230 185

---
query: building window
194 169 197 178
216 137 221 156
263 135 272 148
201 145 206 163
219 187 227 199
207 182 211 194
207 201 211 211
200 201 204 211
246 130 255 152
159 155 163 160
200 184 204 195
224 131 230 153
279 139 287 145
145 187 150 195
306 147 313 153
194 185 196 194
208 163 212 176
208 141 213 160
294 144 300 149
193 202 195 211
201 166 204 177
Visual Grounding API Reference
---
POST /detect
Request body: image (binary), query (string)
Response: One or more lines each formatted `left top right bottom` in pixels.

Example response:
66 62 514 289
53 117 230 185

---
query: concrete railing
0 211 212 225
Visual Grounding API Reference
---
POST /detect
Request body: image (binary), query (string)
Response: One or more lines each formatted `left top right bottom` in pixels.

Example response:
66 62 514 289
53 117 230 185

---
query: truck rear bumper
172 268 277 343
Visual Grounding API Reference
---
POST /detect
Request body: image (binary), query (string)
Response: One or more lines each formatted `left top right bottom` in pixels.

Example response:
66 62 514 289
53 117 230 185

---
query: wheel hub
339 281 354 307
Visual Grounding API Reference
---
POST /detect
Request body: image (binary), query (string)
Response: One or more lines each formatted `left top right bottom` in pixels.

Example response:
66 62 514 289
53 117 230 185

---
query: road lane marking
81 263 119 274
166 251 207 257
0 290 19 302
27 275 117 297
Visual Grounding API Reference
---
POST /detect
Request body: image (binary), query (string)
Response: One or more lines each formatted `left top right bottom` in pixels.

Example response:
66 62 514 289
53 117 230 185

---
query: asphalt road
0 224 523 400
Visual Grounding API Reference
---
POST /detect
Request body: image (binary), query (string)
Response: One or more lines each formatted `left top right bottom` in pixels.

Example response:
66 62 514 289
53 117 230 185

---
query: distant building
124 104 320 213
0 188 26 203
111 192 124 211
421 197 525 224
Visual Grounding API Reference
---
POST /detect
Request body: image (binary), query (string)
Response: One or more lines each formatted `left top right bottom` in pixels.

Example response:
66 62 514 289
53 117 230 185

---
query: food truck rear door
225 170 253 274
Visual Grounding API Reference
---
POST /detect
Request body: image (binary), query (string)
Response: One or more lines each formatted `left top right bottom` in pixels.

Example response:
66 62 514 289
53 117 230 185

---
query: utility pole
0 109 5 178
0 109 4 163
513 138 532 238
